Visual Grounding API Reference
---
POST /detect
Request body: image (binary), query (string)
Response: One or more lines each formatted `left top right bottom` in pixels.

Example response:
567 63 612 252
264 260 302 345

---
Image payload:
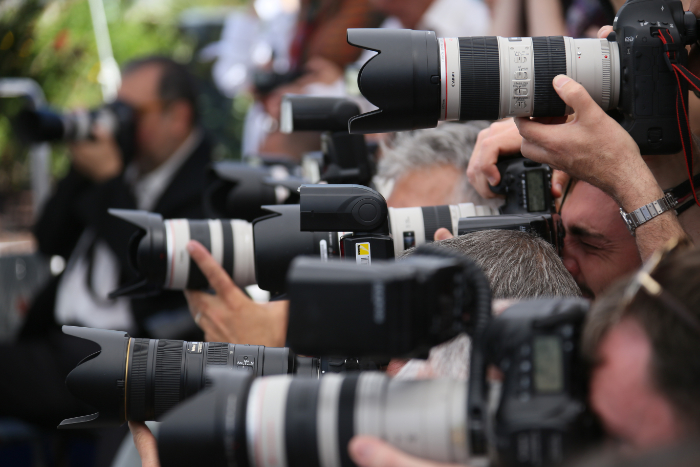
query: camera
286 245 491 358
13 100 136 160
346 0 699 154
57 325 319 429
203 97 374 221
154 292 599 467
458 214 565 255
491 157 553 215
281 96 374 187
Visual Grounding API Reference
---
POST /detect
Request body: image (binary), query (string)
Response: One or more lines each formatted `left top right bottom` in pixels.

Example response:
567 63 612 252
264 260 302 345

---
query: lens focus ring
458 37 500 120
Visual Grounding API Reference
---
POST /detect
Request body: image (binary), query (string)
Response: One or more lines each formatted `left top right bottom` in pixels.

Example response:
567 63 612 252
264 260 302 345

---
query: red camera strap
657 28 700 210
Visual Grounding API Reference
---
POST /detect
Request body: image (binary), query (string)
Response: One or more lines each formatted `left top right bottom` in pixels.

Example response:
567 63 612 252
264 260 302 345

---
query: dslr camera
204 97 374 222
153 248 600 467
346 0 698 155
13 100 136 161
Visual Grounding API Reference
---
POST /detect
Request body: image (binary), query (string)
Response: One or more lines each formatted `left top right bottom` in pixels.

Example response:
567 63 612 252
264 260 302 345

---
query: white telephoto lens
231 219 256 287
164 219 191 290
246 376 292 467
437 36 620 121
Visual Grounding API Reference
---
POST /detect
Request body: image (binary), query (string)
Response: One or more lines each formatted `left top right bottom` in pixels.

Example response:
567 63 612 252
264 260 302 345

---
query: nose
561 248 580 278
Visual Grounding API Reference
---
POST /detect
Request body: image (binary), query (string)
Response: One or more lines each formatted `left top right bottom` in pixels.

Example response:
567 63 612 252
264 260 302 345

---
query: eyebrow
568 225 606 240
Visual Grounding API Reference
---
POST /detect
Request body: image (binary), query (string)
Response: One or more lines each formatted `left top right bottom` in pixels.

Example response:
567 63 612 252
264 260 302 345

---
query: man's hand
515 75 688 258
466 119 570 200
349 436 466 467
69 125 123 182
129 422 160 467
184 240 288 346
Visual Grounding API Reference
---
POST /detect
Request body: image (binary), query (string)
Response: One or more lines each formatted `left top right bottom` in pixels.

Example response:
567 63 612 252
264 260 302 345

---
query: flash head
281 95 361 133
347 29 441 134
299 184 389 234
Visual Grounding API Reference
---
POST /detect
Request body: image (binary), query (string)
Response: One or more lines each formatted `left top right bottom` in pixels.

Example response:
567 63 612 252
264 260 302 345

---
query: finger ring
194 312 202 327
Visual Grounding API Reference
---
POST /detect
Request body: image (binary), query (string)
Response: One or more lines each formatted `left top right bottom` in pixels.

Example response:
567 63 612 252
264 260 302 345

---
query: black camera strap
656 28 700 213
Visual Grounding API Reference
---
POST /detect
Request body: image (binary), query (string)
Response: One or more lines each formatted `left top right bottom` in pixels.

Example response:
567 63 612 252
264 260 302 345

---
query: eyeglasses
620 237 700 335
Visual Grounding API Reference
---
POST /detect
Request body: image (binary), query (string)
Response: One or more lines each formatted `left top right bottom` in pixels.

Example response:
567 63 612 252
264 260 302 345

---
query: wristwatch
619 193 678 236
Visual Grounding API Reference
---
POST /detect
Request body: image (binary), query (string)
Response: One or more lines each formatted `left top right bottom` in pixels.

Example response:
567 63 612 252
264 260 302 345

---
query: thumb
433 228 454 242
551 75 597 118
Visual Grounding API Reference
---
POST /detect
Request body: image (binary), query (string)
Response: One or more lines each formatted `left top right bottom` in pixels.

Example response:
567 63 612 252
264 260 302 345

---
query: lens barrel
59 326 318 428
158 372 468 467
348 30 620 133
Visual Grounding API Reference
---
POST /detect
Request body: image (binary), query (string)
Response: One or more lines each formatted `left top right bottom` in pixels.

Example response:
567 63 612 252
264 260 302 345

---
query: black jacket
21 135 212 340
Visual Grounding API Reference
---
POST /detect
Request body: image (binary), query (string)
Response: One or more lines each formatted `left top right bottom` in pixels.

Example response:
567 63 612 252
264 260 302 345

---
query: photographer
346 240 700 467
2 56 212 429
378 123 503 211
466 25 698 264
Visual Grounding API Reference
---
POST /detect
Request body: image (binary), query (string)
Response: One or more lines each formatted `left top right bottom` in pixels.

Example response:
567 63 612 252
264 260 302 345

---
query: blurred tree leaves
0 0 245 194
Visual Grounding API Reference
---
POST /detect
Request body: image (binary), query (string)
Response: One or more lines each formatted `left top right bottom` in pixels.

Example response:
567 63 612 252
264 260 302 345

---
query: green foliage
0 0 247 194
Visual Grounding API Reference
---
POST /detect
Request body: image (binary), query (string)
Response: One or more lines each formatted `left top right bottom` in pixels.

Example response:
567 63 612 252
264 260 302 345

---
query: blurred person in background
1 56 211 434
376 122 502 210
212 0 382 159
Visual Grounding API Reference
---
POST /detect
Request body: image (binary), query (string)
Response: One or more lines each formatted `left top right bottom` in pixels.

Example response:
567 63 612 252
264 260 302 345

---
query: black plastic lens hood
347 29 441 134
158 369 254 467
59 326 131 429
108 209 168 298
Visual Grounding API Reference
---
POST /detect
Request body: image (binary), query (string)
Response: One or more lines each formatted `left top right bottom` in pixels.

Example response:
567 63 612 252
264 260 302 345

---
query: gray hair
402 230 581 299
377 122 502 209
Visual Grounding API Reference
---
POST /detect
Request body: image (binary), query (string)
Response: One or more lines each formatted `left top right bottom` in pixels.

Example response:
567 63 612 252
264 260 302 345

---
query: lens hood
108 209 168 298
158 369 254 467
59 326 131 429
347 29 441 133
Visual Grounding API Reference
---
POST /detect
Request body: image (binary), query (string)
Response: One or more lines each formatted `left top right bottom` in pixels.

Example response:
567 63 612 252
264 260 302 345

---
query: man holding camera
4 56 211 429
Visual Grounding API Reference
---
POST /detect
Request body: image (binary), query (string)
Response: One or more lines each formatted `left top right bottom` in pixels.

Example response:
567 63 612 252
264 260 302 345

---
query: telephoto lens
157 370 469 467
346 29 619 134
388 203 499 254
108 209 257 297
58 326 319 428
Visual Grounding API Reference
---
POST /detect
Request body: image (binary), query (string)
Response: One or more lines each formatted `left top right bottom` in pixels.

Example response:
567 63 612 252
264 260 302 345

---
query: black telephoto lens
58 326 319 429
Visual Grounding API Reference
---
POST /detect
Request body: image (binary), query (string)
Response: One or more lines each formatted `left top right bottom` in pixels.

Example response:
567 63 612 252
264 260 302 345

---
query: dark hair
583 246 700 433
400 230 581 299
122 56 199 125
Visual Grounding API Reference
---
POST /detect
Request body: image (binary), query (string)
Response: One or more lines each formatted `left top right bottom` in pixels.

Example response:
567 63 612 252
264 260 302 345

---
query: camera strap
656 28 700 211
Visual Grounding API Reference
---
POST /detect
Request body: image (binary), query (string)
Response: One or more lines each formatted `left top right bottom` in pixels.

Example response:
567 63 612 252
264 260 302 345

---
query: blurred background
0 0 253 339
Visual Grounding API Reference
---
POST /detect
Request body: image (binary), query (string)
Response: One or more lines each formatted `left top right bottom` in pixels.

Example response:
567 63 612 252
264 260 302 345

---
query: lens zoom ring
532 37 567 117
422 206 453 243
128 338 149 421
154 340 183 419
458 37 500 120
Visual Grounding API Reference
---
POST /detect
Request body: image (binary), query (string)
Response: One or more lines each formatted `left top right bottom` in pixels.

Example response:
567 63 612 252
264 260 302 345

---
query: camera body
491 157 552 215
14 100 136 161
458 214 565 255
469 299 602 465
614 0 696 154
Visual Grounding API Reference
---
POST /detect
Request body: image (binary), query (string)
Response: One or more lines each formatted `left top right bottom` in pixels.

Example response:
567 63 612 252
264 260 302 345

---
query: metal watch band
619 193 678 235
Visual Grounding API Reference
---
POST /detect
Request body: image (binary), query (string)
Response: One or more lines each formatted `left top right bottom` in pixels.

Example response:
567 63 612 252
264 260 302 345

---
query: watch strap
619 193 678 235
